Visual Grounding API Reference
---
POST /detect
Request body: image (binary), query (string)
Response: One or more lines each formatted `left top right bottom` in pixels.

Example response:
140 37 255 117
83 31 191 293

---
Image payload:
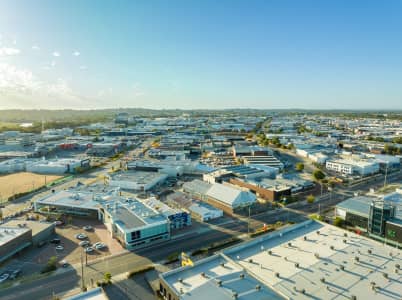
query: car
95 243 106 250
79 240 90 247
55 220 64 226
85 247 94 253
60 260 69 268
50 238 61 244
9 269 21 280
83 225 93 231
0 273 10 283
55 245 64 251
75 233 87 240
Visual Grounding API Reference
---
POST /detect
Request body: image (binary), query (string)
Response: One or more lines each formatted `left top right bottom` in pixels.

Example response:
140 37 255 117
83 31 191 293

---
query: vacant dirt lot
0 172 62 200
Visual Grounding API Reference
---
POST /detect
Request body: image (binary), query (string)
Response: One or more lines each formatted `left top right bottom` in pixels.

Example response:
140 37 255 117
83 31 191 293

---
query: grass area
309 213 324 221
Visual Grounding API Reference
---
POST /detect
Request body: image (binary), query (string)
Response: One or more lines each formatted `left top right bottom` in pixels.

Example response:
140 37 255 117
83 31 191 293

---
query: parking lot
34 217 124 266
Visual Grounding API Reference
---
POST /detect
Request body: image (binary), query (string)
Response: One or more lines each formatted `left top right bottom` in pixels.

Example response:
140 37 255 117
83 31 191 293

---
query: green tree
333 217 344 227
313 169 325 181
306 195 315 204
295 163 304 172
104 272 112 284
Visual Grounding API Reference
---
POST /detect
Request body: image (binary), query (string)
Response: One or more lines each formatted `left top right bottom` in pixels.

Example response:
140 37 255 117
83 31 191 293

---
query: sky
0 0 402 110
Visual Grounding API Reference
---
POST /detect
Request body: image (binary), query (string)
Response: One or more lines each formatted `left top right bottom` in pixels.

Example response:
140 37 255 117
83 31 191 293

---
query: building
335 191 402 245
2 220 55 247
326 159 380 176
242 155 284 169
65 287 108 300
182 180 213 201
34 190 102 218
166 191 223 222
205 183 256 215
159 220 402 300
106 171 168 191
229 178 291 201
99 197 170 250
143 197 191 230
26 158 90 174
0 226 32 263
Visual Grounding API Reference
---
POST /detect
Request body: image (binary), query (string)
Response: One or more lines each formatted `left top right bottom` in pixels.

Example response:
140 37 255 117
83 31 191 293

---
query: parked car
85 247 94 253
0 273 10 283
95 243 107 250
79 240 90 247
50 238 61 244
83 225 93 231
60 260 69 268
55 245 64 251
75 233 87 240
9 269 21 280
55 220 64 226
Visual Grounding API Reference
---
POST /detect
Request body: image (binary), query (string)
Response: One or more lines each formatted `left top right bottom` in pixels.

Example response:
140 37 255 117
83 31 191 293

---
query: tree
306 195 315 204
313 169 325 181
333 217 344 227
295 163 304 172
104 272 112 284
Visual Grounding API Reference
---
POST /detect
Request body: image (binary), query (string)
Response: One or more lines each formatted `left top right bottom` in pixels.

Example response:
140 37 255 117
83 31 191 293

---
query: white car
0 273 10 283
83 225 93 231
79 240 90 247
55 245 64 251
75 233 87 240
94 243 106 250
85 247 94 253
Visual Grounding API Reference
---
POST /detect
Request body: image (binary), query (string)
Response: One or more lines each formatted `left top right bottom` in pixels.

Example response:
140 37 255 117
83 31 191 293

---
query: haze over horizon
1 0 402 110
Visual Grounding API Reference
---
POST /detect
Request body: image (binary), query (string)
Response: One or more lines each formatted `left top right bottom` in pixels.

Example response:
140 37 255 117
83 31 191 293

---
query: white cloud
0 62 84 108
32 45 40 51
73 51 80 56
79 65 87 70
51 61 56 67
52 51 60 57
0 47 20 56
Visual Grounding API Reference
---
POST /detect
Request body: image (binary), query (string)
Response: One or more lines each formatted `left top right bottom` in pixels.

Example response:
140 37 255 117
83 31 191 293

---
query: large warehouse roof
161 220 402 300
206 183 256 208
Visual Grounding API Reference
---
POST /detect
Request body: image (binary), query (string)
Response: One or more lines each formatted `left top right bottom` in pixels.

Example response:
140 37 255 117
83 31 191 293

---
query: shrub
306 195 315 203
313 169 325 181
295 163 304 172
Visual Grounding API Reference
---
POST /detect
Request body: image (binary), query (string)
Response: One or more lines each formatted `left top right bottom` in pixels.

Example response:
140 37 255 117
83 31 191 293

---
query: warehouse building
166 192 223 222
205 183 256 215
34 190 101 218
159 220 402 300
26 158 90 174
99 197 170 250
2 220 55 247
106 171 168 191
0 226 32 263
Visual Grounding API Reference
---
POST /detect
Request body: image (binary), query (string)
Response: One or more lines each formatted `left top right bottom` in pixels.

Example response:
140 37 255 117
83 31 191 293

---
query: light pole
384 165 388 188
80 250 85 291
247 204 251 236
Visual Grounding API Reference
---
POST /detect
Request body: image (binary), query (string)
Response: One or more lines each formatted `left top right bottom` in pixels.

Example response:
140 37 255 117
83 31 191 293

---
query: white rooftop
206 183 256 208
0 226 31 247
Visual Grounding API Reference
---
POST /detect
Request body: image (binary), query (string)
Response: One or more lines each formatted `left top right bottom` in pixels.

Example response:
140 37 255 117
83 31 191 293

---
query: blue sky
0 0 402 110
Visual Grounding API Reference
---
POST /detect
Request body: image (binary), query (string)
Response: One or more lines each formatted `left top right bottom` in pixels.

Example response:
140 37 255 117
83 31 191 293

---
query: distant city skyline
1 0 402 110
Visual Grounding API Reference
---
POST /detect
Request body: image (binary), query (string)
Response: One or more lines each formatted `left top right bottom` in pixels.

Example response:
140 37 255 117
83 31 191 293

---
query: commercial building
0 226 32 263
26 158 90 174
335 191 402 245
159 220 402 300
326 159 380 176
99 197 170 250
106 171 168 191
242 155 284 169
166 192 223 222
143 197 191 230
2 220 55 247
34 190 101 218
229 178 291 201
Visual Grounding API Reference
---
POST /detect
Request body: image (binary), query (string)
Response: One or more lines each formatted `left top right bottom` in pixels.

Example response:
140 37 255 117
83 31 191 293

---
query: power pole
80 251 85 291
247 205 251 236
384 165 388 188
